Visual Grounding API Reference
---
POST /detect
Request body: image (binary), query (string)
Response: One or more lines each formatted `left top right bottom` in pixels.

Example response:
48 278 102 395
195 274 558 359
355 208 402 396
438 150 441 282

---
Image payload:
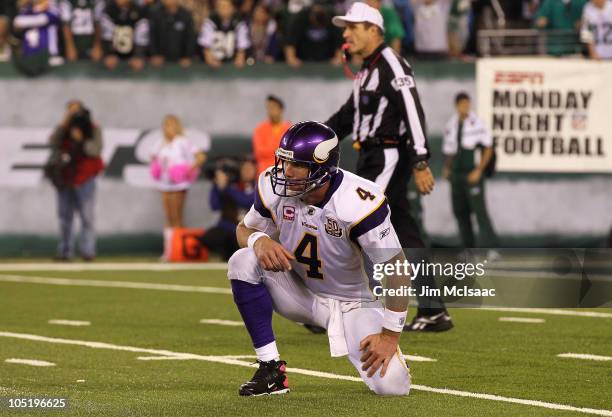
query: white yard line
48 320 91 327
5 358 56 367
404 355 437 362
137 356 193 361
3 274 611 319
0 263 227 271
0 274 232 295
1 331 611 417
498 317 545 324
3 273 612 320
1 262 610 282
557 353 612 362
137 354 257 361
199 319 244 326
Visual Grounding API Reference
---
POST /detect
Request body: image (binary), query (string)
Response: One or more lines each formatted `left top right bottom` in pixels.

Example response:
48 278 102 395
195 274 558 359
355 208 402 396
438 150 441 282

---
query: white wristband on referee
247 231 269 249
382 309 408 333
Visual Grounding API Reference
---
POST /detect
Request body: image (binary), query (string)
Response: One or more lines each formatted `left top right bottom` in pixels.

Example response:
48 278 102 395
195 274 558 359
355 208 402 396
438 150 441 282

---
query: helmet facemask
270 154 332 198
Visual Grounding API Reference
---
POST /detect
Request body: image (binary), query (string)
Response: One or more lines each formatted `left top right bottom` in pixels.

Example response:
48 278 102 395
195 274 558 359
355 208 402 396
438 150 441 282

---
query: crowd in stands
0 0 609 73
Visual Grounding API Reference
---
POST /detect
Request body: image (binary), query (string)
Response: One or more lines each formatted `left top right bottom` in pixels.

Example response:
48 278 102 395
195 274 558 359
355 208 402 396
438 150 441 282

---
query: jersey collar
361 42 387 69
313 170 344 209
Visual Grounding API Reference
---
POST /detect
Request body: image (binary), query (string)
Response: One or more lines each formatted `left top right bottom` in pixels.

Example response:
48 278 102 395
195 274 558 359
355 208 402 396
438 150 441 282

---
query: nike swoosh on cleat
267 383 276 389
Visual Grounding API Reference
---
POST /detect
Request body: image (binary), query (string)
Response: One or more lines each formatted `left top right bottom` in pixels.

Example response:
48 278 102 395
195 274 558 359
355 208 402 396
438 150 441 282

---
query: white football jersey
243 168 402 302
581 1 612 59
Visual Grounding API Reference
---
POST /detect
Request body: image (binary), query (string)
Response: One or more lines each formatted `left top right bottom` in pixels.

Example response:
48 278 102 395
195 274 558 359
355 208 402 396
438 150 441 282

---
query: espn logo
494 71 544 85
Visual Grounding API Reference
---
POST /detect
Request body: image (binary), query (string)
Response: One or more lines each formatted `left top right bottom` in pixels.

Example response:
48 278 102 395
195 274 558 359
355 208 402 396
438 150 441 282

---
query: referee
325 2 452 332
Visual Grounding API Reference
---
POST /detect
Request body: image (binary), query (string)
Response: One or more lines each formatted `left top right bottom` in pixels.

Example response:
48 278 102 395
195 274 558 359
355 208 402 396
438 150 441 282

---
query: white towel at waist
326 298 381 357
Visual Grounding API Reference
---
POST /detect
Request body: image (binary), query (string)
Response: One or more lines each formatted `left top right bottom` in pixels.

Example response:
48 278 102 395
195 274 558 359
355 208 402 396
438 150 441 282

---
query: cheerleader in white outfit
150 115 206 258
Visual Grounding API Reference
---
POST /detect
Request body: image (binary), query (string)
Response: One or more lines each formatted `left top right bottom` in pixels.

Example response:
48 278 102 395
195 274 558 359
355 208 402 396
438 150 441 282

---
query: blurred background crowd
0 0 610 75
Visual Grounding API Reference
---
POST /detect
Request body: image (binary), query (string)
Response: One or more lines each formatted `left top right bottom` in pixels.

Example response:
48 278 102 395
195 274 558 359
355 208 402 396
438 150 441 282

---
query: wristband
382 309 408 333
247 231 269 249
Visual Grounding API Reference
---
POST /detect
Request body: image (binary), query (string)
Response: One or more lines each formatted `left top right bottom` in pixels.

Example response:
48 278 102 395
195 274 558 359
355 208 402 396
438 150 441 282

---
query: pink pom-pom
150 159 162 180
168 163 199 184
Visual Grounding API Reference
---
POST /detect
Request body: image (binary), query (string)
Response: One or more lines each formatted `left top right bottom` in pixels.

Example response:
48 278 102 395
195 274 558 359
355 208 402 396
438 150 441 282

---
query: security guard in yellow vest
442 92 498 248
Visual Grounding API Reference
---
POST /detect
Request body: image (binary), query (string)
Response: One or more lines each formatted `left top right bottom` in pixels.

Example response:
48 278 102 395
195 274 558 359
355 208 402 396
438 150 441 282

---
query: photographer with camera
46 100 103 261
199 157 256 261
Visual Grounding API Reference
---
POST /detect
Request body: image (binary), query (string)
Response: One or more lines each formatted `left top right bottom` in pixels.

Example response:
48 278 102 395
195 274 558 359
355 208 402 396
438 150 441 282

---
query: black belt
360 137 401 150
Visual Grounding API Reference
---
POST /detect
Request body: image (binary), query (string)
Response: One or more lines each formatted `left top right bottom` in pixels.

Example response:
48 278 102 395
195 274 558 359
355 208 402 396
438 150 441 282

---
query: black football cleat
239 360 289 396
403 312 454 332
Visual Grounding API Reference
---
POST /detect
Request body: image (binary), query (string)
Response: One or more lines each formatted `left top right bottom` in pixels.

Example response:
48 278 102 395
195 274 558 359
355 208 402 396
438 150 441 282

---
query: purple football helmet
270 121 340 197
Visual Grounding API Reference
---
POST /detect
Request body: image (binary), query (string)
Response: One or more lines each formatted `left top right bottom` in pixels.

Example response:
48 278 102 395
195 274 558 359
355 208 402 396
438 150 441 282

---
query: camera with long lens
68 109 93 140
204 157 242 185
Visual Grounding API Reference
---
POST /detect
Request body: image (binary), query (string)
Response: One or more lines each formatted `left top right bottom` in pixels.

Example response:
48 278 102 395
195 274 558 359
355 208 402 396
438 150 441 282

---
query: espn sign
494 71 544 85
478 58 612 173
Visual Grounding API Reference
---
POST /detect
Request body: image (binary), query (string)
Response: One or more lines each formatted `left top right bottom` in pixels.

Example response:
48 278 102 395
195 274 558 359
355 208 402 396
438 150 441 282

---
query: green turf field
0 264 611 417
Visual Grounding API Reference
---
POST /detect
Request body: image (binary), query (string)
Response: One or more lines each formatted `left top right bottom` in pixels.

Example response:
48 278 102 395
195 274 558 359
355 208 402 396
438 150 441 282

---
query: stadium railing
478 29 583 57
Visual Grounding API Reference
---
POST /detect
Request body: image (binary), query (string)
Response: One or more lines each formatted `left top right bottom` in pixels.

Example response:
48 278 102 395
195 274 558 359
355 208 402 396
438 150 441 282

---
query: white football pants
227 247 411 396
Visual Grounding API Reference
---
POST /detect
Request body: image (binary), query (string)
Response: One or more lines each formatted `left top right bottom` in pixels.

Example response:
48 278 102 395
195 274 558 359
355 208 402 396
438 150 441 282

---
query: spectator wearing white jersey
59 0 104 61
198 0 250 69
100 0 149 71
580 0 612 59
410 0 451 58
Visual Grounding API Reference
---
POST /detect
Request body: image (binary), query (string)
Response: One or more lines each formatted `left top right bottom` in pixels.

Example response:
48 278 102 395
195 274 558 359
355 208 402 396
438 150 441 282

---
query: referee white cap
332 2 384 32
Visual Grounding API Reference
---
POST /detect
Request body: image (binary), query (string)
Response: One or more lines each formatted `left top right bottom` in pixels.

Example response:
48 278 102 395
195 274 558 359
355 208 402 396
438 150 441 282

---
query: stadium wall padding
0 66 472 137
0 63 610 254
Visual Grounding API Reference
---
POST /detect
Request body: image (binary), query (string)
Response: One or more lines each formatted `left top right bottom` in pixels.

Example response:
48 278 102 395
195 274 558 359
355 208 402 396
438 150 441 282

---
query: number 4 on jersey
293 233 323 279
356 187 376 201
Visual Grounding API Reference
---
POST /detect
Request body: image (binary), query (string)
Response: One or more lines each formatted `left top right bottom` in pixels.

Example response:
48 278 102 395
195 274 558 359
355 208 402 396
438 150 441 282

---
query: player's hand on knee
254 237 295 272
359 331 401 378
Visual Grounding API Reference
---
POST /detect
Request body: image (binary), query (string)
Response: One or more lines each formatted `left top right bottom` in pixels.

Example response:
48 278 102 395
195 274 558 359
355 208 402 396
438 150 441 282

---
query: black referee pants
357 145 446 316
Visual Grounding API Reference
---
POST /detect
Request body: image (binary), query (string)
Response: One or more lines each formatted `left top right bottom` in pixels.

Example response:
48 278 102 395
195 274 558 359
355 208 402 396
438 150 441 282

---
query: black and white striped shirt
326 43 430 162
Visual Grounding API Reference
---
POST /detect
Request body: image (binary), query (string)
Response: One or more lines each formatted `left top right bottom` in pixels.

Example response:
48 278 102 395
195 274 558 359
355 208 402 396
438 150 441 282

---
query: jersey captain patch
283 205 295 221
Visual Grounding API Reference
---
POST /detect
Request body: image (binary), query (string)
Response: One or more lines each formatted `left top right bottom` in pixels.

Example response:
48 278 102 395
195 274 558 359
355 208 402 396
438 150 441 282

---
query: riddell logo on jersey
494 71 544 85
283 206 295 221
